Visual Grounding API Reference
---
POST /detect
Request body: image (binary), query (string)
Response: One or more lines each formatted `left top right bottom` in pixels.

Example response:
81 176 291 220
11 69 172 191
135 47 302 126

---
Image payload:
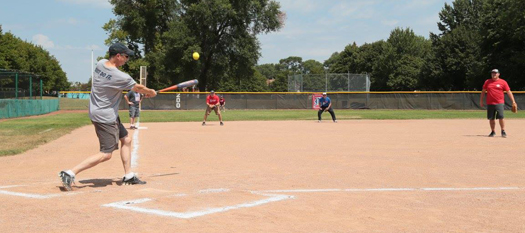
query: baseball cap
109 43 135 56
491 69 499 73
210 90 215 93
322 92 327 95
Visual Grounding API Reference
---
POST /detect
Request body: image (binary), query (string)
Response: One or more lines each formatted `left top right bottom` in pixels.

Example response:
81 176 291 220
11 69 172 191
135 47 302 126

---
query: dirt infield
1 119 524 232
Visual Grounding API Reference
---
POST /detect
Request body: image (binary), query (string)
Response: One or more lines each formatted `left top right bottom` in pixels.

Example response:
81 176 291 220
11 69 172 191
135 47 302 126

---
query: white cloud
32 34 55 48
56 0 112 9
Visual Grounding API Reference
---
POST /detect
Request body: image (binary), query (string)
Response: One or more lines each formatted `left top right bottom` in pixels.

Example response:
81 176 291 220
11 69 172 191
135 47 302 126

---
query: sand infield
1 119 524 232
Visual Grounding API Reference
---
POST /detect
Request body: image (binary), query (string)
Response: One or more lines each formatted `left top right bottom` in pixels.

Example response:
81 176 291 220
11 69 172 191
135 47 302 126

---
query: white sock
65 170 75 177
124 172 135 180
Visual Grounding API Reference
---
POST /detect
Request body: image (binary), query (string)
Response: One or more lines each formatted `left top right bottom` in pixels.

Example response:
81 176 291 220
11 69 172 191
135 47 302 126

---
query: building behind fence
288 73 371 92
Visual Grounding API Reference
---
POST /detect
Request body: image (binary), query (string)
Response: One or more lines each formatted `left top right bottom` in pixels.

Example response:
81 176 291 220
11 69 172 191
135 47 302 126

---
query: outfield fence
52 91 525 112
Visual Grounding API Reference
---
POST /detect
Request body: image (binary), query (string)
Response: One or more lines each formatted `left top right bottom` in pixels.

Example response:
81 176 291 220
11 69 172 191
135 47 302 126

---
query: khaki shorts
206 105 220 115
92 117 128 153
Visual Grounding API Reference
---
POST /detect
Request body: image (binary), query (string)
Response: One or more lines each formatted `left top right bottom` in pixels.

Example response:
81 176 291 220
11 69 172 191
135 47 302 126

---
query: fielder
480 69 517 138
318 92 337 123
202 90 223 126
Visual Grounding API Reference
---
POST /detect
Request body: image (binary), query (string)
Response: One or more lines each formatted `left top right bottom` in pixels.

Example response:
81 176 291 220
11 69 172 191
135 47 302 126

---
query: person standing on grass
318 92 337 123
219 95 226 112
202 90 223 126
58 43 157 191
124 90 143 129
480 69 516 138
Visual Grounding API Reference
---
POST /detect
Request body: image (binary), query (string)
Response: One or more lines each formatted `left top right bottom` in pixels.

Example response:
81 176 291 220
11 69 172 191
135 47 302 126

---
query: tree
481 0 525 90
426 0 485 90
385 28 431 90
105 0 284 91
0 27 68 92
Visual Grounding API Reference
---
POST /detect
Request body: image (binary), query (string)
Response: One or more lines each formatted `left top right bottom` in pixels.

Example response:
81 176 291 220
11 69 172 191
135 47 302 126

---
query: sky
1 0 453 84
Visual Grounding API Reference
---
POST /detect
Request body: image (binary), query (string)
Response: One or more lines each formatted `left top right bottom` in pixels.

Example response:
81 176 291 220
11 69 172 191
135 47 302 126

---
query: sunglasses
120 53 129 59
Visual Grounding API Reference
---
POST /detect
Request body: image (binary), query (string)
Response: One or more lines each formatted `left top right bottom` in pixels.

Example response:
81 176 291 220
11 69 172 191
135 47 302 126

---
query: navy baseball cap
109 43 135 56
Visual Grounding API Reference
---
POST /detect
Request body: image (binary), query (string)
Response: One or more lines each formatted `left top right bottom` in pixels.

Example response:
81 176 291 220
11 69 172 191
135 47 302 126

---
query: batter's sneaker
220 122 224 126
122 175 146 185
488 131 496 137
501 130 507 138
58 171 74 191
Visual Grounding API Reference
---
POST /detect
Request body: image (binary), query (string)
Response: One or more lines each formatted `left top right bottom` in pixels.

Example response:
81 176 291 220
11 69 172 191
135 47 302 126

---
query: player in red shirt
202 90 223 126
480 69 516 137
219 95 226 112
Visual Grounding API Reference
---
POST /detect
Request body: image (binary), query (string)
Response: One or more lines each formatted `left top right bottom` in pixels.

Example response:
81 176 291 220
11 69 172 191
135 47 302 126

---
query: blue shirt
319 96 331 107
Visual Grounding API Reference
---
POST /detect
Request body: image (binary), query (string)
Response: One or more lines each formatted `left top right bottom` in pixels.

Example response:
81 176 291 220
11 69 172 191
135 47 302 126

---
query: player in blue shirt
318 92 337 123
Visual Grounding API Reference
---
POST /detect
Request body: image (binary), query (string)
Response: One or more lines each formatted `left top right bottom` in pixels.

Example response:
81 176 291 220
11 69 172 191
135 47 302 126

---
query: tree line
104 0 525 92
1 0 524 92
0 26 69 92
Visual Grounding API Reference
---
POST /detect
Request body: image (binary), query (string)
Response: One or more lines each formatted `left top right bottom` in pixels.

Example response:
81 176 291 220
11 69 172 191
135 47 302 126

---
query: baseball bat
157 79 199 93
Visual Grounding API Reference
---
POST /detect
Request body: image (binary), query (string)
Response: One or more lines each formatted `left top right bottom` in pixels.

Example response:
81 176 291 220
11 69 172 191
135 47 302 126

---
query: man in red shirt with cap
202 90 223 126
480 69 517 138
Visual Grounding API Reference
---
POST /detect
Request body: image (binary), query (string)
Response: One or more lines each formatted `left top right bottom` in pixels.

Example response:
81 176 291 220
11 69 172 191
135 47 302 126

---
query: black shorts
487 104 504 120
92 117 128 153
129 106 140 118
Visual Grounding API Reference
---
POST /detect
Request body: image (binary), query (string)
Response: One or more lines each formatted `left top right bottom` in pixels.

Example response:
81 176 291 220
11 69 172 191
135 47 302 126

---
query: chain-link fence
0 69 44 99
288 73 370 92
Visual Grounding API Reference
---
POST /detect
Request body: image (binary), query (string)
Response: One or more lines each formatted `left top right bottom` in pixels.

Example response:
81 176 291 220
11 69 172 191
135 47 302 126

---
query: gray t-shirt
89 59 136 123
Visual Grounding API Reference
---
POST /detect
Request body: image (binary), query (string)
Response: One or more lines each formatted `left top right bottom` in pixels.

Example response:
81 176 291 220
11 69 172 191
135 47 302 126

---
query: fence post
348 72 350 92
29 76 32 99
325 72 328 92
15 72 18 99
40 79 43 100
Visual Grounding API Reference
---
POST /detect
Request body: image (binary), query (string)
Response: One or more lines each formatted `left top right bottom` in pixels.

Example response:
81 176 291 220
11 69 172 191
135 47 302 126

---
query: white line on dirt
131 122 140 168
0 188 81 199
102 193 294 219
260 187 521 193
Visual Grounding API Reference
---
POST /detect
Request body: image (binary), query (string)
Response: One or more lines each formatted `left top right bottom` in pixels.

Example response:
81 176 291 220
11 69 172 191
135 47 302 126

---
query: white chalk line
0 185 82 199
260 187 522 193
131 121 140 168
101 186 522 219
102 192 294 219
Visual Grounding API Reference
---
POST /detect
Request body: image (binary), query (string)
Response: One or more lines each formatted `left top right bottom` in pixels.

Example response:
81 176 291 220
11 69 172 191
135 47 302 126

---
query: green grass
124 109 525 122
2 109 525 157
59 98 90 110
0 113 91 156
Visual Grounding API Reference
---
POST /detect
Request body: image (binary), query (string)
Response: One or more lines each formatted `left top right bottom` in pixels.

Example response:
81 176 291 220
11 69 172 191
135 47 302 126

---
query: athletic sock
124 172 135 180
65 170 75 177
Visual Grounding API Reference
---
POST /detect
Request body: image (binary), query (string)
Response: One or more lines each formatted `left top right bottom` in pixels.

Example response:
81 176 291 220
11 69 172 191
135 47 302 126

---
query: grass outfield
1 109 524 156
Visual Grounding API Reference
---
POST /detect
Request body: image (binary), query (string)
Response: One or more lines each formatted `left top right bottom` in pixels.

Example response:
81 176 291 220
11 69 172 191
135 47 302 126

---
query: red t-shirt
207 95 220 105
219 98 225 106
482 78 510 105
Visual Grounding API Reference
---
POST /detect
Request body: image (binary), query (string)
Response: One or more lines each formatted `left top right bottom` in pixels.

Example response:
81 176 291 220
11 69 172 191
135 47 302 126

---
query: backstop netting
288 73 370 92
